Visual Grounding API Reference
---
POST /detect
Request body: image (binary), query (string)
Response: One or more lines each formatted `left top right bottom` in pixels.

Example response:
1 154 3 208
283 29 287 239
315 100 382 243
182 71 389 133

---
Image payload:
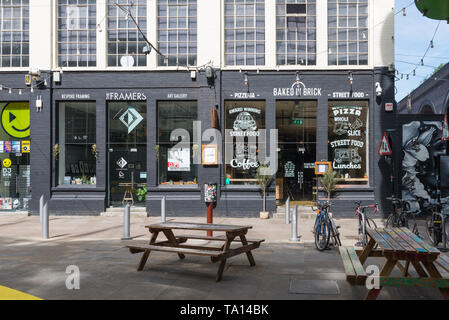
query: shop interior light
243 72 249 86
8 88 12 94
348 72 353 86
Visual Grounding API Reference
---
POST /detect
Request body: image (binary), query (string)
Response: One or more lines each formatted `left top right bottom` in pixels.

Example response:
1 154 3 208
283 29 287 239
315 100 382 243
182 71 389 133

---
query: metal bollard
39 195 44 223
285 197 291 224
161 196 166 223
42 202 49 239
122 203 131 240
290 205 299 241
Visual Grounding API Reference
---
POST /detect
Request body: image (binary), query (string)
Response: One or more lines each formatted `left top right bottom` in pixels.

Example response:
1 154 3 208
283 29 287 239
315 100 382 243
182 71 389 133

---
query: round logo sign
3 159 11 168
1 102 30 139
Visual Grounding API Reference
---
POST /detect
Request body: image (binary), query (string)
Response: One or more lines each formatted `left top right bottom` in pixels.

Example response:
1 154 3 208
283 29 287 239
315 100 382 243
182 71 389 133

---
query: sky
395 0 449 102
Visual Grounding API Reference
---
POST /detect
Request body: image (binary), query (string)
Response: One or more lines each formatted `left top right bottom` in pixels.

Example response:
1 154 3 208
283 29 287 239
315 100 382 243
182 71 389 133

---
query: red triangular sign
378 132 392 156
442 114 449 141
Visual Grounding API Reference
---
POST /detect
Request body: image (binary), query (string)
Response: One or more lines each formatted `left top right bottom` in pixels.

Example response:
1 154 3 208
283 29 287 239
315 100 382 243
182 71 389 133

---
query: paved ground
0 213 447 300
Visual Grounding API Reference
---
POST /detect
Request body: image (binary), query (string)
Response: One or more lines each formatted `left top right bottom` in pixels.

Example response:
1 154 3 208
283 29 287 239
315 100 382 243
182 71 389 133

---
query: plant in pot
256 164 273 219
320 169 338 201
136 186 148 202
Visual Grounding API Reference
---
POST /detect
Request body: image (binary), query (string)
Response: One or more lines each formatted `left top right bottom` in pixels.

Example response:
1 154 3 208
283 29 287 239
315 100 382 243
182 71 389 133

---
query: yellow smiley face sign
3 159 11 168
1 102 30 139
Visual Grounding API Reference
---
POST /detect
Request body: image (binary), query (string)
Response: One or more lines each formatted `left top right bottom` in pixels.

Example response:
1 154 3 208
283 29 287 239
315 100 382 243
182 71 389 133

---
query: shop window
58 102 96 185
328 101 369 185
225 100 265 185
158 101 198 186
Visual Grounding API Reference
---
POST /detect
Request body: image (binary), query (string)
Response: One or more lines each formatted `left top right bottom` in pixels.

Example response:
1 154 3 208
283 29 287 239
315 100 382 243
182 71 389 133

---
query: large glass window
328 0 368 66
276 0 316 66
224 0 265 66
328 101 369 185
225 101 265 185
57 0 97 67
0 0 29 67
58 102 96 186
157 0 197 67
158 101 198 186
107 0 147 67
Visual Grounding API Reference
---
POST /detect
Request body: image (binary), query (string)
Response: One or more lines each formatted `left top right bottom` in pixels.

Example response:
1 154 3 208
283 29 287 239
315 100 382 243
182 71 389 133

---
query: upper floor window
276 0 316 66
157 0 197 67
57 0 97 67
224 0 265 66
107 0 147 67
328 0 368 66
0 0 29 68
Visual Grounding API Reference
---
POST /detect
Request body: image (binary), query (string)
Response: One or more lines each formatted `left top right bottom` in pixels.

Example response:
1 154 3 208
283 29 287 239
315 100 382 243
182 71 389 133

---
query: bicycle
425 202 449 248
354 201 378 247
385 197 422 238
312 201 341 251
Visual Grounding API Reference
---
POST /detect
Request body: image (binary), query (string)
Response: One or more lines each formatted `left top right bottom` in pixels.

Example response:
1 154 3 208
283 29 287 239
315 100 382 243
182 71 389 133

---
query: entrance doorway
107 102 147 207
276 101 317 205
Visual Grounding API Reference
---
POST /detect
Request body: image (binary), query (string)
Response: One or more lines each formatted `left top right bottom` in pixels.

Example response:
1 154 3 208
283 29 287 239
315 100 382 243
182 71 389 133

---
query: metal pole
285 196 290 224
161 196 166 223
39 195 44 223
122 203 131 240
42 201 49 239
290 205 299 241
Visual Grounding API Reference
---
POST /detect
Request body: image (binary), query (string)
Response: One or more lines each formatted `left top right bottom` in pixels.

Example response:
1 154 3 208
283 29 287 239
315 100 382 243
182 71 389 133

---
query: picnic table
339 227 449 300
124 222 264 282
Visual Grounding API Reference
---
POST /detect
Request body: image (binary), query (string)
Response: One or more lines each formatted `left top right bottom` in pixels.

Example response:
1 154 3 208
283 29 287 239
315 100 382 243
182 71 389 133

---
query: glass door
107 101 147 207
276 101 317 204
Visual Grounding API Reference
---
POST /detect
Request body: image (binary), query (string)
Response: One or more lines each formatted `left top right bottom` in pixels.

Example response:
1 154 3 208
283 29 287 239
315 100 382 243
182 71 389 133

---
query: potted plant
256 164 273 219
136 186 148 202
320 169 339 201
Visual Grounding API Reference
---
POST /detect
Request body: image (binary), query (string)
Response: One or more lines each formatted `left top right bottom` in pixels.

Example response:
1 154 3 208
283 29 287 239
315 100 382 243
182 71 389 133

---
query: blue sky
395 0 449 102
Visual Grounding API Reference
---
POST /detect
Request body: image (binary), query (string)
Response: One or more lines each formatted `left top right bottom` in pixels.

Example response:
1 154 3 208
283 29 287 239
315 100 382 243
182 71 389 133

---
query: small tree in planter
256 164 273 219
320 169 338 201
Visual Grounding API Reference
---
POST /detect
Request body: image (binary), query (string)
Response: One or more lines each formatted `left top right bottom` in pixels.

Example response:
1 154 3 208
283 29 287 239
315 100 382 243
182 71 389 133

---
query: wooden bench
339 246 367 285
124 222 265 282
339 227 449 300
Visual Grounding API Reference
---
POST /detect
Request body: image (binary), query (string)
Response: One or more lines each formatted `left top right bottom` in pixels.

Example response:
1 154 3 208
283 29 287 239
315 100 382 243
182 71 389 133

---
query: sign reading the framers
106 92 147 101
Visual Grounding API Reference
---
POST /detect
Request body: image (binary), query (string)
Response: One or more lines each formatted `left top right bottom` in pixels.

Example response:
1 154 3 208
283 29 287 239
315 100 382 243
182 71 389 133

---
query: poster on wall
402 121 447 212
167 147 190 172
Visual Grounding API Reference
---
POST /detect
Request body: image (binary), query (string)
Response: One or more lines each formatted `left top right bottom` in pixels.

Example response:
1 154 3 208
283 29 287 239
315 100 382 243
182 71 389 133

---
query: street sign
442 113 449 141
378 132 392 156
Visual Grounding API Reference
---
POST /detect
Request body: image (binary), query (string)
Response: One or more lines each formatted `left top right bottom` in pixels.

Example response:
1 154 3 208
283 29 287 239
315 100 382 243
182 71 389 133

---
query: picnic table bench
339 227 449 300
124 222 264 282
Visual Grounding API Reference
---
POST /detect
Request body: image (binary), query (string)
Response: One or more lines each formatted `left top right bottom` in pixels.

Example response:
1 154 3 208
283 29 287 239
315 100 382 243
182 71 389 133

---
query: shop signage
273 82 322 97
1 102 30 139
167 93 188 99
21 141 30 153
202 145 218 166
385 103 394 112
106 92 147 101
284 161 295 178
330 92 367 98
61 93 91 100
230 92 260 99
119 107 144 133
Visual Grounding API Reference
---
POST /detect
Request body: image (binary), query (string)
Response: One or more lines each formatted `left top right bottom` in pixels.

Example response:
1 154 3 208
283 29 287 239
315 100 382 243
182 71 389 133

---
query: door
107 101 147 207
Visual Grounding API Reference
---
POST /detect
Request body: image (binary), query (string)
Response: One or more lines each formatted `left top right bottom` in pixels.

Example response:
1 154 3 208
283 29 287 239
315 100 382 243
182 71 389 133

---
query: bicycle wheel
385 213 395 228
314 217 330 251
426 215 440 246
399 214 409 228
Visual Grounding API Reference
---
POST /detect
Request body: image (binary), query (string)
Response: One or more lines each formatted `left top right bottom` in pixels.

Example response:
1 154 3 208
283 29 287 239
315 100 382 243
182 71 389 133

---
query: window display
58 102 96 185
328 101 369 185
158 101 198 185
225 100 265 185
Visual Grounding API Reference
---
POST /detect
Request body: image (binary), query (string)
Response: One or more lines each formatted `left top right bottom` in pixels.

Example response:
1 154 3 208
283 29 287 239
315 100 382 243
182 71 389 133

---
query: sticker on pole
378 132 392 156
442 114 449 141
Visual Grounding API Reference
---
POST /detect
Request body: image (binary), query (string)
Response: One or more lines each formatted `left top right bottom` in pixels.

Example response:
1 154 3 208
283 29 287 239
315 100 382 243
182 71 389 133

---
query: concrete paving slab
289 279 340 295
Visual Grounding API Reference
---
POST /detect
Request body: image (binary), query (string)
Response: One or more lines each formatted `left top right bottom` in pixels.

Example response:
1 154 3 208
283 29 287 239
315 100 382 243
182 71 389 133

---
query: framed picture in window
202 145 218 166
315 162 332 175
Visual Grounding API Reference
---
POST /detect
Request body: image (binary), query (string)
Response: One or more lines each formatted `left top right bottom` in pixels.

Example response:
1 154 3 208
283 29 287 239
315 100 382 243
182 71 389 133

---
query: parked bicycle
354 201 378 247
385 197 422 238
312 201 341 251
425 201 449 248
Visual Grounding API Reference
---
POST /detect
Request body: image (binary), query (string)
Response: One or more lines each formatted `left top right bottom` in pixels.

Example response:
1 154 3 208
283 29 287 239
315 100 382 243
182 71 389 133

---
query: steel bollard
42 202 49 239
285 197 291 224
39 195 44 223
122 203 131 240
290 205 299 241
161 196 166 223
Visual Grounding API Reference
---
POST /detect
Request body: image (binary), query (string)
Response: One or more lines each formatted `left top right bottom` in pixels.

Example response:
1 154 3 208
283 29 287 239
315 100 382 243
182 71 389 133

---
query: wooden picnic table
124 222 264 282
339 227 449 300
